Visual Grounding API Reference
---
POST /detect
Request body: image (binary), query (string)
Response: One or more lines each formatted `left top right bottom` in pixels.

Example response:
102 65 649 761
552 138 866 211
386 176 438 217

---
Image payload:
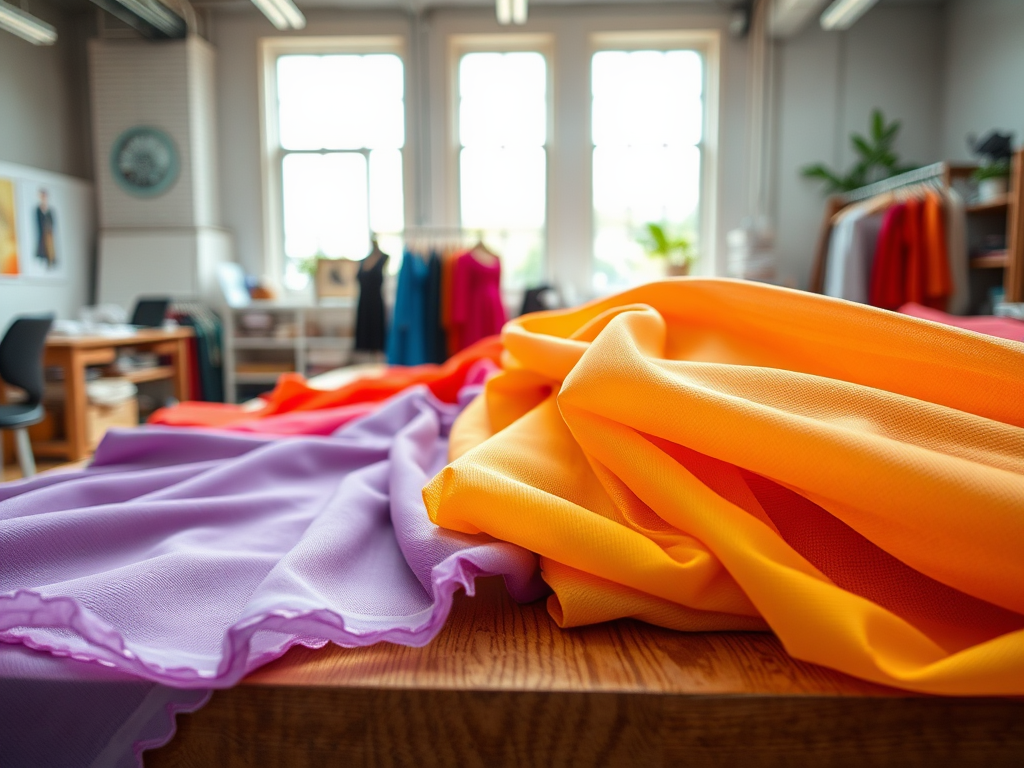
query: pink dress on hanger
450 250 506 351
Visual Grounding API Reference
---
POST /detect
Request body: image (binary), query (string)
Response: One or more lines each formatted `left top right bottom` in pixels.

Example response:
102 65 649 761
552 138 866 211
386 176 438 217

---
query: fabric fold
424 278 1024 695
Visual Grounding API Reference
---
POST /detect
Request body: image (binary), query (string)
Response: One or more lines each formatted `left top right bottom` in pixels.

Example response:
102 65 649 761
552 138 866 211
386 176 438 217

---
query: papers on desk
50 320 137 338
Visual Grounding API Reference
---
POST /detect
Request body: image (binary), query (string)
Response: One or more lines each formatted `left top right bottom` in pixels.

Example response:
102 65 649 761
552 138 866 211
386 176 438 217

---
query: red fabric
904 198 925 305
869 204 907 310
450 251 506 353
899 303 1024 343
219 401 379 436
149 335 504 428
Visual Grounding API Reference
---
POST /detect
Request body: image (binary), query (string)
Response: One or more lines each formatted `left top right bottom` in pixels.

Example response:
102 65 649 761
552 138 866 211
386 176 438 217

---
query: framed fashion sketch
315 258 359 301
16 179 65 279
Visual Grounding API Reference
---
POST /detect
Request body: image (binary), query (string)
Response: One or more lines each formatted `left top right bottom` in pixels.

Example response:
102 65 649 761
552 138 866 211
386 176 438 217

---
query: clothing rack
810 162 964 293
840 162 948 204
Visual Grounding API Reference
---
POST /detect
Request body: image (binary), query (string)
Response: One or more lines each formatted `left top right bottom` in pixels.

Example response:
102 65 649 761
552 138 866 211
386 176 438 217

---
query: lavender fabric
0 385 545 764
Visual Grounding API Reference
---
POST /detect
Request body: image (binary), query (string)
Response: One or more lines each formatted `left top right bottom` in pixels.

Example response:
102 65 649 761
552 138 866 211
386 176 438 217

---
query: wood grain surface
147 578 1024 767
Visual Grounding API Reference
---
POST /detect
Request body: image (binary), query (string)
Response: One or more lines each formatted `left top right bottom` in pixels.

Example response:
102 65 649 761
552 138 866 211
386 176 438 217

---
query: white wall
771 1 946 290
209 3 750 297
0 2 95 333
943 0 1024 162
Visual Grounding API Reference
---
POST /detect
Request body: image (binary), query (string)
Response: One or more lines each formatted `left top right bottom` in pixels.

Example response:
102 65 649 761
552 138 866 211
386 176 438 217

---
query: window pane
459 52 546 147
458 51 547 288
278 53 405 151
592 47 703 290
282 152 369 267
276 52 405 289
369 149 404 234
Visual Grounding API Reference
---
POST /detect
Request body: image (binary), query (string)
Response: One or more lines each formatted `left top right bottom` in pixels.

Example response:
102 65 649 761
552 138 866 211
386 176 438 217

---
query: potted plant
973 160 1011 202
638 222 695 277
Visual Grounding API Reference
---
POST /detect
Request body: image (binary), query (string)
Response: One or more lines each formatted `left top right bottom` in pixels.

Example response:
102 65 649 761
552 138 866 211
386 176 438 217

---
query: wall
942 0 1024 162
771 2 946 290
209 3 750 298
0 1 95 332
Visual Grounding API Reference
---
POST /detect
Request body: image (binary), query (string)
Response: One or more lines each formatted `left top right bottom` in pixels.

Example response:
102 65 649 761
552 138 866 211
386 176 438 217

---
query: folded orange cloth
149 336 503 428
425 278 1024 695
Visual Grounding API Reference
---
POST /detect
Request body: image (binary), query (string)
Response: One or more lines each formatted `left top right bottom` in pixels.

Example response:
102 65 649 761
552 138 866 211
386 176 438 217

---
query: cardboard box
86 398 139 449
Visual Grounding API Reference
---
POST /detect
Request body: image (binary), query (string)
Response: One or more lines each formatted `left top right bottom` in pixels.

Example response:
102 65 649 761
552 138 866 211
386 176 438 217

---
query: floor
2 460 75 482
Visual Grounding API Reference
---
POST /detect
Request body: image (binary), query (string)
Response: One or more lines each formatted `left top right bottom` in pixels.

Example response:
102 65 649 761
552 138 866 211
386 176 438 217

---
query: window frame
587 30 720 284
258 35 409 293
447 33 555 286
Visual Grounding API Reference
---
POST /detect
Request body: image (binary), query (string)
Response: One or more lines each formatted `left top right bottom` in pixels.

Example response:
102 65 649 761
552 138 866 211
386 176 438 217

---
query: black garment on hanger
424 251 448 364
355 251 389 352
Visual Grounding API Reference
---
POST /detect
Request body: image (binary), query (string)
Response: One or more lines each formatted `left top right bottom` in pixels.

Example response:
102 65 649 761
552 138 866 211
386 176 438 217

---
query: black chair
0 314 54 478
131 296 171 328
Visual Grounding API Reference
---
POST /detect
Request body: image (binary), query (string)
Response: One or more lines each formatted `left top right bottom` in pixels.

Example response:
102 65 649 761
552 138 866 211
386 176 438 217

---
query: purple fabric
0 384 544 764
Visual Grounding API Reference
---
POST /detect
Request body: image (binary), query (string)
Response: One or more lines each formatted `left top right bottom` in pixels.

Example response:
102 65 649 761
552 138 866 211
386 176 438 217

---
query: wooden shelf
116 365 175 384
967 195 1010 214
971 251 1008 269
30 439 71 458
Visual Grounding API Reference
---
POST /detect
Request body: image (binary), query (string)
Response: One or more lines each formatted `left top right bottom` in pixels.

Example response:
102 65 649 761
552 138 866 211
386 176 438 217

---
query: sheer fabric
425 278 1024 695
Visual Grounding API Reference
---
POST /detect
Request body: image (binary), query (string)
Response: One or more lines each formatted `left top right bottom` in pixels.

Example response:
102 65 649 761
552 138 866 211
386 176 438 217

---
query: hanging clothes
450 249 506 352
355 250 388 353
946 187 971 315
424 251 448 364
922 191 954 309
868 204 909 310
387 250 431 366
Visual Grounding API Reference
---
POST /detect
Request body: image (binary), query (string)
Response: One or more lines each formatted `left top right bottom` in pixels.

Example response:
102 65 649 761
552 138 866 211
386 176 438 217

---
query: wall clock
110 126 180 198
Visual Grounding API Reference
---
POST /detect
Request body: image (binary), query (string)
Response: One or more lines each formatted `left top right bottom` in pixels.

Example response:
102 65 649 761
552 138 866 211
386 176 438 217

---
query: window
591 47 704 290
457 49 547 288
271 50 405 290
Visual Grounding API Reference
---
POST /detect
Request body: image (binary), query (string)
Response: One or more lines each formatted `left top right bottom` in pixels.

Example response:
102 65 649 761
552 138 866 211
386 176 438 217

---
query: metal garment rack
841 162 948 204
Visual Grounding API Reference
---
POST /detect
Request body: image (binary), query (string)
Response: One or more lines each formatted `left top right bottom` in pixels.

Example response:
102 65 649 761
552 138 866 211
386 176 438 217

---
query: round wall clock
110 126 180 198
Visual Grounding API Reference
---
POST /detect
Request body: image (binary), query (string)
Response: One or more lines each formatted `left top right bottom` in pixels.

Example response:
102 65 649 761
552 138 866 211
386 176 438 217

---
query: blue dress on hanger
387 249 431 366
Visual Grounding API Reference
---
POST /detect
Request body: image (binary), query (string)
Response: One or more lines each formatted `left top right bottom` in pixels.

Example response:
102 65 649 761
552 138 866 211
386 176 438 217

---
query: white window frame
587 30 720 282
447 33 555 285
258 35 410 294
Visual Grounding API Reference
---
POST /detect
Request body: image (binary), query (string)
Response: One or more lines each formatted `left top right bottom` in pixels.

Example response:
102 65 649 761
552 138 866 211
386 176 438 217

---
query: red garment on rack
450 251 506 353
869 204 908 310
148 336 503 429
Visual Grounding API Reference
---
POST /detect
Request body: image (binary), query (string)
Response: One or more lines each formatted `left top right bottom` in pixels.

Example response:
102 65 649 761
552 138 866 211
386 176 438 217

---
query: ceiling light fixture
251 0 305 30
819 0 881 30
88 0 187 38
496 0 526 26
0 0 57 45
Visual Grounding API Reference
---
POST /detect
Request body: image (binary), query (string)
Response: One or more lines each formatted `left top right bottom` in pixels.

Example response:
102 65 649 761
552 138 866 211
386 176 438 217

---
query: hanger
469 231 499 266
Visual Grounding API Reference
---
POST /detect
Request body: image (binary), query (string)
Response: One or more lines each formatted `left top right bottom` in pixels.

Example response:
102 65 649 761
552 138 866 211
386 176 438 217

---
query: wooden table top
45 327 194 349
150 577 1024 767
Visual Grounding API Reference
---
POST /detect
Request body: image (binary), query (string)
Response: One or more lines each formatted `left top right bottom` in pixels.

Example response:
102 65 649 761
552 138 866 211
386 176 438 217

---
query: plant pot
978 177 1009 202
666 263 690 277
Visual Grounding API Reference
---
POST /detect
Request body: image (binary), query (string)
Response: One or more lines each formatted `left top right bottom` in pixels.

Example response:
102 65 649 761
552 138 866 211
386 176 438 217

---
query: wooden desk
147 578 1024 767
38 328 194 461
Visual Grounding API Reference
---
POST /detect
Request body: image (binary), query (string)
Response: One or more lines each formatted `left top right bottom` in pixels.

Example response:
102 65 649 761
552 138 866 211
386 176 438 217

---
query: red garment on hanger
904 198 925 305
869 204 908 310
149 335 503 429
450 250 506 352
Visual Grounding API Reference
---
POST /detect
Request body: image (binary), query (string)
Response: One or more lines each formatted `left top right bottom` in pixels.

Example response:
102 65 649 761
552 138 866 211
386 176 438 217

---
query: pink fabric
899 303 1024 343
450 251 506 352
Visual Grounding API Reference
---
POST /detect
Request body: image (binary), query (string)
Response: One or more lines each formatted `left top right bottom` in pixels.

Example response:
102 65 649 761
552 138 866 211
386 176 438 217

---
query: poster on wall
16 179 65 279
0 178 18 277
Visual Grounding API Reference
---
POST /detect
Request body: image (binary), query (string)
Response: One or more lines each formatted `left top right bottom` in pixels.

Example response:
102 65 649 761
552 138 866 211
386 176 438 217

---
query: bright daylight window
275 53 405 290
591 49 703 290
458 51 547 288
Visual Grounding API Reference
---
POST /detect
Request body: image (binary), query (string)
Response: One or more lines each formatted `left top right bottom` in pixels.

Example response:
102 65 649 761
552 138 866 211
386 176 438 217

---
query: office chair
0 314 55 478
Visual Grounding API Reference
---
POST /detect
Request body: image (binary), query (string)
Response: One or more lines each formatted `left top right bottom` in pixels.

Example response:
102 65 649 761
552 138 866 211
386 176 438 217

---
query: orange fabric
424 278 1024 695
150 336 503 428
441 249 460 357
923 191 953 309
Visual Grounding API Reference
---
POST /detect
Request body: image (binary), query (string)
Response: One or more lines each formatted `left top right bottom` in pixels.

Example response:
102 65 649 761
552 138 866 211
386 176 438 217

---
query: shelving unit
223 301 357 404
965 148 1024 304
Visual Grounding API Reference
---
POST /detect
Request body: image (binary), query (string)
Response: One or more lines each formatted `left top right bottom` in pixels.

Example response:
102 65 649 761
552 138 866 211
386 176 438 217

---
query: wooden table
38 328 194 461
147 577 1024 767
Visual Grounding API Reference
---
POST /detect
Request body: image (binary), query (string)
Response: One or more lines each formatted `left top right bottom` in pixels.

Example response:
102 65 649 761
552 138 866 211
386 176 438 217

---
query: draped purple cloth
0 385 544 765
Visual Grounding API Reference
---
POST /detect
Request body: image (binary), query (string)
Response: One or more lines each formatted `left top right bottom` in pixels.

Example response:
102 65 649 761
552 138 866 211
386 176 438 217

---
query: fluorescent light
252 0 305 30
90 0 187 39
0 0 57 45
511 0 527 25
496 0 511 25
820 0 881 30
